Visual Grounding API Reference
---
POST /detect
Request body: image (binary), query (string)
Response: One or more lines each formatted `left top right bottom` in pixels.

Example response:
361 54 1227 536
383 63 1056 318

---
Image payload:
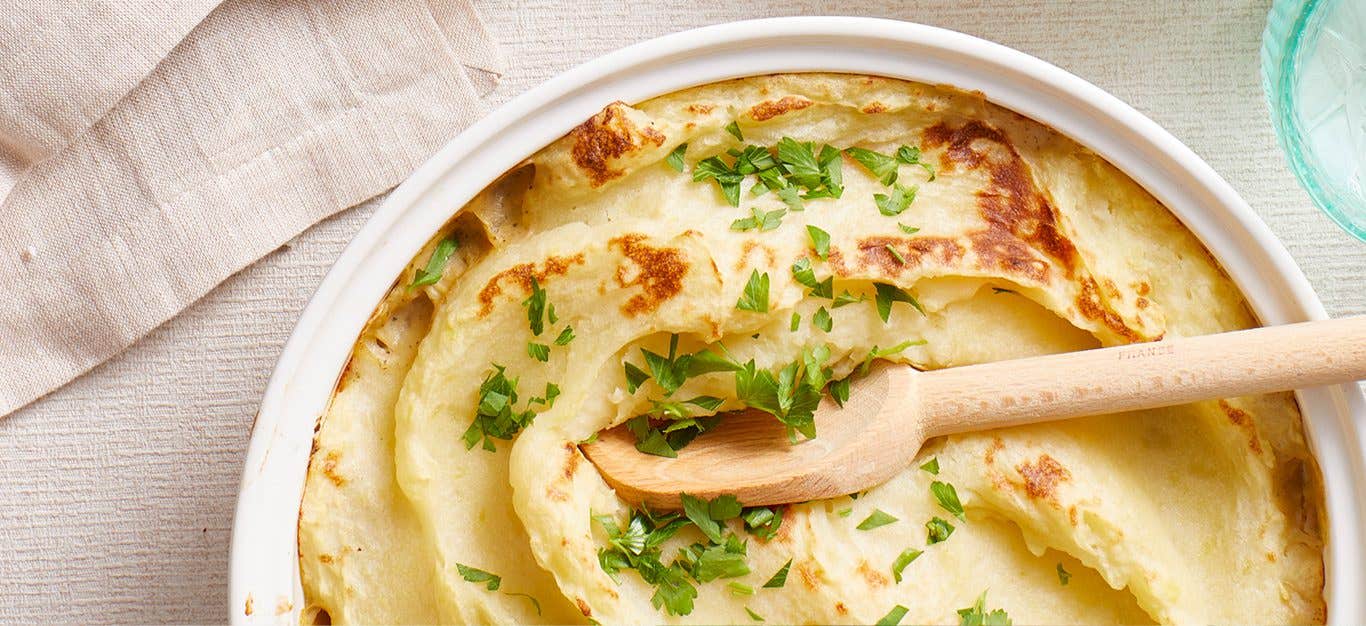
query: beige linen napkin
0 0 502 416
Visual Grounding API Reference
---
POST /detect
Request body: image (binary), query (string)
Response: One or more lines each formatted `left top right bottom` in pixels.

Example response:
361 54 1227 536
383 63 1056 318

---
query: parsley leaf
920 457 940 475
790 312 800 332
896 145 936 181
522 277 548 336
410 236 459 289
830 377 851 407
885 244 907 265
680 493 728 543
635 429 678 458
456 563 501 591
463 365 537 452
877 605 910 626
731 206 786 232
874 283 925 322
736 270 770 313
665 143 688 172
777 138 823 189
957 590 1011 626
813 306 832 332
648 561 698 616
728 582 754 596
857 509 899 530
899 223 921 235
741 506 783 541
694 156 744 206
724 121 744 141
1056 563 1071 586
791 258 834 299
845 147 901 185
807 225 831 260
763 559 792 588
641 335 687 395
926 516 955 544
832 290 865 307
624 362 651 394
931 481 966 521
891 548 922 583
554 326 575 345
874 184 917 216
746 607 765 622
527 342 550 362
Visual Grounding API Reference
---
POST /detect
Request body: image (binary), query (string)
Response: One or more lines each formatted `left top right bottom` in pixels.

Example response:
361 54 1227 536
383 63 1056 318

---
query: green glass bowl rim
1263 0 1366 241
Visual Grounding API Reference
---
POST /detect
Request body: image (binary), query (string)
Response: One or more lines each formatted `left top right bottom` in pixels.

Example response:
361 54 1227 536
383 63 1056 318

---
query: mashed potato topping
297 74 1324 625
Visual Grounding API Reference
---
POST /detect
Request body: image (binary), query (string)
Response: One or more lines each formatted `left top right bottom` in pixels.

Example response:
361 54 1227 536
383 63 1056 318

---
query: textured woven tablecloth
1 1 1362 623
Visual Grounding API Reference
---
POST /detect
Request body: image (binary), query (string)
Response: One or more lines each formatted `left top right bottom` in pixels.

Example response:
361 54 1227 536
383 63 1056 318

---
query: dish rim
230 16 1366 624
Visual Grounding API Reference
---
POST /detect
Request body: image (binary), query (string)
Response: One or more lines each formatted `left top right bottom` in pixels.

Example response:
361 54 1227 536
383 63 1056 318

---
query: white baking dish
229 17 1366 624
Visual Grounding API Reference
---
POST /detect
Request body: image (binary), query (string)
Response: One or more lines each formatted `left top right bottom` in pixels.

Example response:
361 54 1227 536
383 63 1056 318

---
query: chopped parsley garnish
741 506 783 541
724 121 745 141
790 258 833 299
736 270 770 313
505 592 541 615
594 508 696 616
463 365 537 452
807 225 831 260
790 312 800 332
931 481 966 521
690 136 844 208
763 559 792 588
873 283 925 322
694 156 746 206
733 345 831 441
410 236 459 289
813 306 832 332
1056 563 1071 586
920 457 940 475
846 144 935 185
891 548 922 583
595 494 771 616
856 509 899 530
624 362 651 394
680 538 751 582
874 184 917 217
554 326 575 345
832 290 865 307
527 342 550 362
681 492 742 543
830 377 851 407
666 143 688 172
957 590 1011 626
926 516 955 544
896 145 936 181
627 413 721 458
877 605 910 626
845 147 901 185
899 223 921 235
746 607 765 622
455 563 501 590
641 334 690 396
522 277 549 336
885 244 907 265
837 507 852 517
731 206 786 232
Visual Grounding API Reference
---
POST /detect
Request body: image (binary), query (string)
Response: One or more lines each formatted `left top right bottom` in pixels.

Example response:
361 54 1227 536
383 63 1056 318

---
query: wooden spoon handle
918 316 1366 436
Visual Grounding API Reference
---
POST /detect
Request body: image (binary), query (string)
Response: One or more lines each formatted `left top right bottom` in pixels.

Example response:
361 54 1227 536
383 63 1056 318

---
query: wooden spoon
582 316 1366 509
